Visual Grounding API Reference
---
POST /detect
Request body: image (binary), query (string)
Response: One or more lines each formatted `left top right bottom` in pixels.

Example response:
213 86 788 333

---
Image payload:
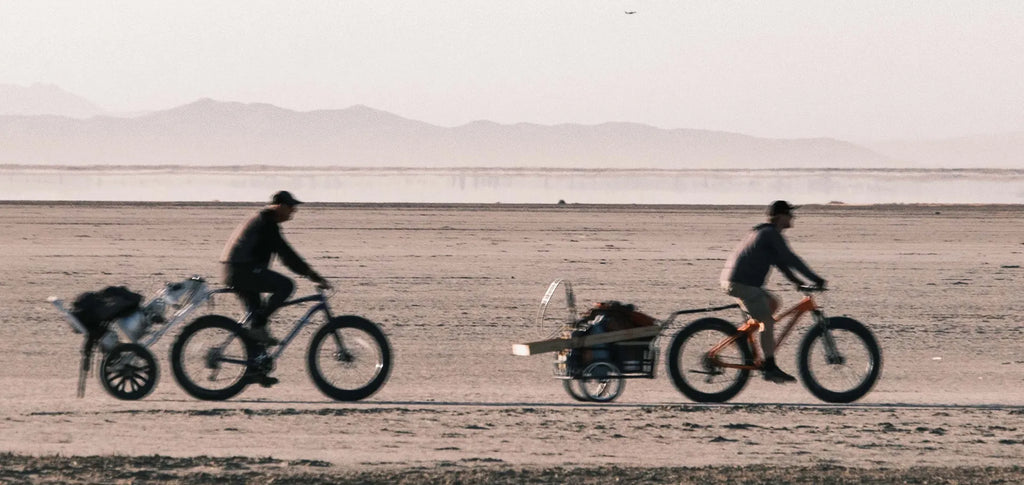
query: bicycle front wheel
797 316 882 403
170 315 254 401
667 318 753 403
307 316 392 401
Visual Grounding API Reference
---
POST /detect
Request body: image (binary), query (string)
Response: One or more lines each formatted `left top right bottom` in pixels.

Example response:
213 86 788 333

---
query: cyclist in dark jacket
221 191 330 359
720 200 825 383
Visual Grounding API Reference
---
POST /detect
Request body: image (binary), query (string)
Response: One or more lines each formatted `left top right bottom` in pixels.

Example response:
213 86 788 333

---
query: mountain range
0 83 106 119
0 84 1020 169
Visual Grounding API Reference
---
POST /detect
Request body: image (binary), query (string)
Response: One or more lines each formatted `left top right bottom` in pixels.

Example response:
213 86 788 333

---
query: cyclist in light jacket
720 200 826 384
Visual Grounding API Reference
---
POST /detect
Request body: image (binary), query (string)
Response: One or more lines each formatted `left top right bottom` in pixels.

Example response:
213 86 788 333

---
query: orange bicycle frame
707 294 819 370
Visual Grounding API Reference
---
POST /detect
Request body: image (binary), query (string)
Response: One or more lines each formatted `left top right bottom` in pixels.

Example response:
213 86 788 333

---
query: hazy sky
2 1 1023 141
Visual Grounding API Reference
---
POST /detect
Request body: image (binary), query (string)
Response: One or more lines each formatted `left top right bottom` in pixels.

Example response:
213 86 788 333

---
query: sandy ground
0 202 1022 483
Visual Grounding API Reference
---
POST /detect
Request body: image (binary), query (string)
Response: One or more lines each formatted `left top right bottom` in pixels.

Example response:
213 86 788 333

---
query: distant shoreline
0 164 1022 175
1 200 1021 210
4 166 1021 204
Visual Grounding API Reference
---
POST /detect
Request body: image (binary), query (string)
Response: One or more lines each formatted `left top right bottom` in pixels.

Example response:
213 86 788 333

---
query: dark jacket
721 223 823 287
220 208 314 277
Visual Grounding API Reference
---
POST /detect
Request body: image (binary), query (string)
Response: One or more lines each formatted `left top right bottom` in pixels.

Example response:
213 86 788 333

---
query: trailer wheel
562 379 590 402
579 362 624 402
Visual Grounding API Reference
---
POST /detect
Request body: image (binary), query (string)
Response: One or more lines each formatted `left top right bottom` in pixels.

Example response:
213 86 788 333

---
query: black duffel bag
71 286 143 336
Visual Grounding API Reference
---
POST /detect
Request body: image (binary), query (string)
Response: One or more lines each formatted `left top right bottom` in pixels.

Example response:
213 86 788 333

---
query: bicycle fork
813 309 845 365
330 331 354 363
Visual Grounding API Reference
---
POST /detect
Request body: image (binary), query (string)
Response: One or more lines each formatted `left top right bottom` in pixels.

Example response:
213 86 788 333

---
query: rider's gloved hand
309 272 332 290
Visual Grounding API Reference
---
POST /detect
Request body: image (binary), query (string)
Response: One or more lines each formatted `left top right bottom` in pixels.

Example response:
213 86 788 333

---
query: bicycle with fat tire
666 286 881 403
170 284 392 401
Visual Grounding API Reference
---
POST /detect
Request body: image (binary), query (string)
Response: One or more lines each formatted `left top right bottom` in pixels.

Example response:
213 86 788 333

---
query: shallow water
4 167 1023 204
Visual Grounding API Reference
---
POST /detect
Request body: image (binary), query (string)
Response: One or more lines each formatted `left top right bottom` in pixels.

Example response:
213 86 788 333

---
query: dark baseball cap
767 200 798 216
271 190 302 206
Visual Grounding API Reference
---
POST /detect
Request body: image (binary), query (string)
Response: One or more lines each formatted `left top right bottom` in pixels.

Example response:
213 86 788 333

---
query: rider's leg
224 266 294 325
223 264 284 350
221 265 281 385
760 319 776 362
224 264 268 326
722 281 795 380
753 291 779 361
237 291 265 324
243 270 292 348
722 282 776 357
250 269 294 320
243 271 292 384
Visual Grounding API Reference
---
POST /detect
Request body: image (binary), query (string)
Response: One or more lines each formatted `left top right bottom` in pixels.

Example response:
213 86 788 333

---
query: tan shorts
721 281 775 324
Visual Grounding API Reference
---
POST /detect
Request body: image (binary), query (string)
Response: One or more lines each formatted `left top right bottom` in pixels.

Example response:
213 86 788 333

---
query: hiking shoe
762 364 797 384
244 326 279 346
243 367 279 387
254 374 279 388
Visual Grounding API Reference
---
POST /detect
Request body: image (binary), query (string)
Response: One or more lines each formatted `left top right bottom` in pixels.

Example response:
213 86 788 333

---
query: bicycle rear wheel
170 315 254 401
307 316 391 401
667 318 753 403
797 316 882 403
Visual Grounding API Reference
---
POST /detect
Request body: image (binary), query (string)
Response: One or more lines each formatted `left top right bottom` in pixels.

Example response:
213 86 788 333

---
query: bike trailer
49 276 212 399
513 279 739 402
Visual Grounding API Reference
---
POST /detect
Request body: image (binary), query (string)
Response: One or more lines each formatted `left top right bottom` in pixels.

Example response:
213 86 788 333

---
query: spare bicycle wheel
535 279 580 340
100 343 158 400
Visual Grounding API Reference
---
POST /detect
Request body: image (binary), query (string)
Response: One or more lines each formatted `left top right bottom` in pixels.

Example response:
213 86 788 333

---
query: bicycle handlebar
314 279 336 298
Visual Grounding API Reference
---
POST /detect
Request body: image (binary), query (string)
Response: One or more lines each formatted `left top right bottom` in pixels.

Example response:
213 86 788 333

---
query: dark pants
222 264 295 328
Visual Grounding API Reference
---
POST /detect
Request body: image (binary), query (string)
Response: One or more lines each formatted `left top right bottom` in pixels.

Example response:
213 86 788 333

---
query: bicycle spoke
684 334 742 390
579 362 624 402
668 318 752 403
180 326 249 390
314 328 383 389
98 344 158 400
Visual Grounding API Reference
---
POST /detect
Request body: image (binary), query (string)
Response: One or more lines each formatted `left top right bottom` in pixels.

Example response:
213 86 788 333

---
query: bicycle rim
668 318 751 403
799 317 881 403
308 317 390 401
100 343 157 400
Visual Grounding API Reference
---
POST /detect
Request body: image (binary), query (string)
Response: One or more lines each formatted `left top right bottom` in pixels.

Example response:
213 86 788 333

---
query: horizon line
0 164 1022 174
